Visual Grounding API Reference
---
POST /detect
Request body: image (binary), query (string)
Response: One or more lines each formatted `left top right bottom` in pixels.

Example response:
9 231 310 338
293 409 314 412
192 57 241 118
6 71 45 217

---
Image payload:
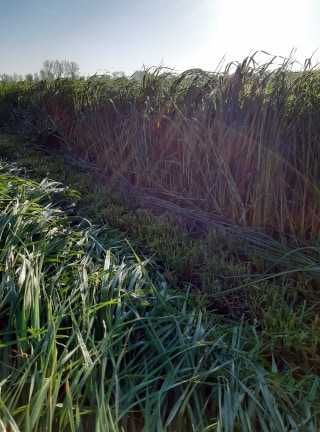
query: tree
39 59 80 80
63 60 80 79
25 73 34 82
0 74 12 82
112 71 125 79
0 73 23 82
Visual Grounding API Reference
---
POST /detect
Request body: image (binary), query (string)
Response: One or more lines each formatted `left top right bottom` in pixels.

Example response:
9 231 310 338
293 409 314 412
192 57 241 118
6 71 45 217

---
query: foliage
1 52 320 430
0 160 319 431
1 54 320 239
40 59 80 80
0 59 80 83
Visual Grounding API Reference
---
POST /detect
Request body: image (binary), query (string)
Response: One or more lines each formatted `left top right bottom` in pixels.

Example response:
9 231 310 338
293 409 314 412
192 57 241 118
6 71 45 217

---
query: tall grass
0 161 319 431
2 54 320 239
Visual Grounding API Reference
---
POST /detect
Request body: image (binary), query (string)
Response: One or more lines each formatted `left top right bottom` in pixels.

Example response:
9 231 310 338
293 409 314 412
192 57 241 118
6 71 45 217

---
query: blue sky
1 0 319 76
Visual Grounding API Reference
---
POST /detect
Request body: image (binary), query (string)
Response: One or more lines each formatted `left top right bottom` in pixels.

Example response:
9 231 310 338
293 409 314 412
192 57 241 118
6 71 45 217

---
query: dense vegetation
2 55 320 238
0 150 319 431
1 54 320 430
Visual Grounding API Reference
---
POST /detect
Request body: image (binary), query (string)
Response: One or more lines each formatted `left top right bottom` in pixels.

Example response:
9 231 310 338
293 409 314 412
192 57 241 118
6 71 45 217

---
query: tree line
1 59 150 83
0 59 80 82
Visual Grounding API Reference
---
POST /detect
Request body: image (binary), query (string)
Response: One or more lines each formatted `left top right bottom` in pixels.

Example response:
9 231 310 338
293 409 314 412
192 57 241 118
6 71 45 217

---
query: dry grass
9 54 319 240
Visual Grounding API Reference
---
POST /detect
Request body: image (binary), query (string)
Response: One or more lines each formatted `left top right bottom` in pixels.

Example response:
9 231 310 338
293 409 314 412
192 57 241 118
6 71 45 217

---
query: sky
0 0 319 76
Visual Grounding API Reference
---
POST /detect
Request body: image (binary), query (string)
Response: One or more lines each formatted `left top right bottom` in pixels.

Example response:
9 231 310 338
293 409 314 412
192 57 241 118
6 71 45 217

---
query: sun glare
212 0 316 63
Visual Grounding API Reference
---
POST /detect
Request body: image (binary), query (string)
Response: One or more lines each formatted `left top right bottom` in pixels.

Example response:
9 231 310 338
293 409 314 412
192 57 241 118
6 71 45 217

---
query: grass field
0 134 319 431
1 54 320 430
